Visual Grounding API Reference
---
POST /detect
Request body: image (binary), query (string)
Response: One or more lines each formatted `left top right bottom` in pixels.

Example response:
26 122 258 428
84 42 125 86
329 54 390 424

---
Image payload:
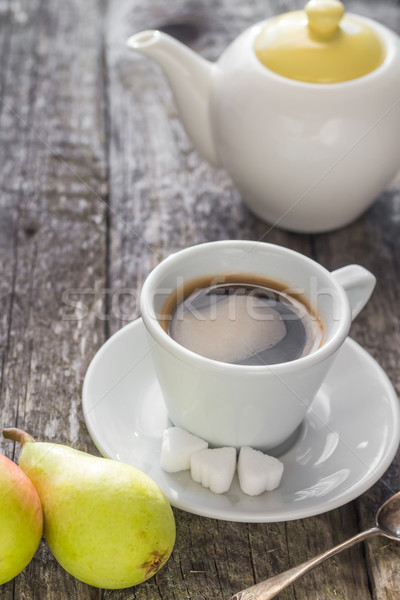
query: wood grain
0 0 106 597
0 0 399 598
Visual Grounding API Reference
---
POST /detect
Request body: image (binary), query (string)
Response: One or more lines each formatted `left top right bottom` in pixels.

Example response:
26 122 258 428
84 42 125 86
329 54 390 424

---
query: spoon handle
230 526 380 600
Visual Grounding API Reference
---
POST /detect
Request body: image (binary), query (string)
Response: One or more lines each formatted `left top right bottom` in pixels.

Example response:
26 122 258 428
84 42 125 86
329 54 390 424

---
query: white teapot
128 0 400 233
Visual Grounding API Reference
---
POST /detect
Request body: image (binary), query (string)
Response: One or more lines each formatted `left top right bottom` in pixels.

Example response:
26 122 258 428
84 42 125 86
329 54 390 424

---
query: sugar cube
160 426 208 473
238 446 284 496
190 447 237 494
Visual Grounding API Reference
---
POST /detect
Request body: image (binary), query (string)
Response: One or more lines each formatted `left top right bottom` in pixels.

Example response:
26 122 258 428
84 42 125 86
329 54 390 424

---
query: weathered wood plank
0 0 107 597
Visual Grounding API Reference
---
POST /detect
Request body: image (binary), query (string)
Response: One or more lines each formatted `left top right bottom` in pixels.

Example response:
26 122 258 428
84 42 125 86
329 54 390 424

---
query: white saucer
82 318 400 523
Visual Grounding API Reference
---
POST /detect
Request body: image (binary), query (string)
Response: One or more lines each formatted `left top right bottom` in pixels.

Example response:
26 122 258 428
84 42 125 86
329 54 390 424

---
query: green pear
3 428 175 589
0 450 43 584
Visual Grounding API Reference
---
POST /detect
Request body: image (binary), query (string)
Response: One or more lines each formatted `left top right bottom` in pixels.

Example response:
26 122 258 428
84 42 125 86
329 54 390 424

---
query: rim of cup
140 241 352 373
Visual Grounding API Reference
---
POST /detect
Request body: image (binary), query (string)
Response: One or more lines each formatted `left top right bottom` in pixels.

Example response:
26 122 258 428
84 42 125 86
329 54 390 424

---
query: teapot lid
254 0 386 83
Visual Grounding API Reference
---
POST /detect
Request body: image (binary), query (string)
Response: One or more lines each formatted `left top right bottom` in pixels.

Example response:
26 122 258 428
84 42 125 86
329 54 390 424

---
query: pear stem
3 427 35 445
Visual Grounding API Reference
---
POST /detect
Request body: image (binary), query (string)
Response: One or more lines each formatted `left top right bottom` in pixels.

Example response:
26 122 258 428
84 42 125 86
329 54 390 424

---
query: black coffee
160 274 324 365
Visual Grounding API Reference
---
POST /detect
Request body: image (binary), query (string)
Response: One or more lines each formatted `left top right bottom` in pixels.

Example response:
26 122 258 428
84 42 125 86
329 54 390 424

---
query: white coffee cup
140 241 375 451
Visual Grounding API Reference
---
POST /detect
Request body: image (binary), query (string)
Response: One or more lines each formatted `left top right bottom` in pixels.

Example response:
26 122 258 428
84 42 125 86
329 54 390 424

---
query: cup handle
385 167 400 190
331 265 376 321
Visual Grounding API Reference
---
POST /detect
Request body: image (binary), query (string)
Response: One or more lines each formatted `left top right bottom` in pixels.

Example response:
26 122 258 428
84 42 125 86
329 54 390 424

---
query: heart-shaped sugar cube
238 446 284 496
160 427 208 473
190 447 237 494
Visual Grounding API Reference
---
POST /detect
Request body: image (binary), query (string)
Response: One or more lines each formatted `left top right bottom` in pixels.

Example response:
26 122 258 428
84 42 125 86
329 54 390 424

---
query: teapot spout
127 30 220 167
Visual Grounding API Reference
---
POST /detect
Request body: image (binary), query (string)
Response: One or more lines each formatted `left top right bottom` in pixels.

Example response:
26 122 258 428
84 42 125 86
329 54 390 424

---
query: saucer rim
82 318 400 523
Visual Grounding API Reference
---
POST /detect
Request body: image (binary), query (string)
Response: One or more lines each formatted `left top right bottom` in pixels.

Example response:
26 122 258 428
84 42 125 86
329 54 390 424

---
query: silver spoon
230 491 400 600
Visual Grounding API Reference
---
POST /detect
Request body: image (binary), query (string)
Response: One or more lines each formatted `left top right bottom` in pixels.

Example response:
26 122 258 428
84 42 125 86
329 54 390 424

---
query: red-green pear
3 428 175 589
0 450 43 584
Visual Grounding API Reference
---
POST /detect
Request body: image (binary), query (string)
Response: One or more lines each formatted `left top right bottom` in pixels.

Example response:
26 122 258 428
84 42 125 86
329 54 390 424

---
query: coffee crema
160 274 324 365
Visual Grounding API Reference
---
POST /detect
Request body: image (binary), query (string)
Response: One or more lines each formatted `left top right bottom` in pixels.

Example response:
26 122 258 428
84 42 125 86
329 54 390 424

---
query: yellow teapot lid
254 0 386 83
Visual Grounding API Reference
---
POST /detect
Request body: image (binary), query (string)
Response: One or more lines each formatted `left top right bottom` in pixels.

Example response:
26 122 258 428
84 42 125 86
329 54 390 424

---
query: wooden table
1 0 400 598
